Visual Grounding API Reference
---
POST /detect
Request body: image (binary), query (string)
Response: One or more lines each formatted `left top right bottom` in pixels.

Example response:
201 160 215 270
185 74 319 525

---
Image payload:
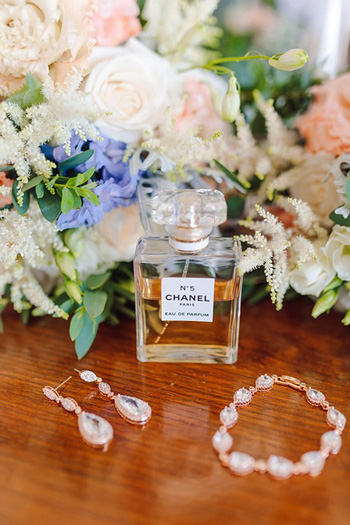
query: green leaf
0 165 14 172
69 309 85 342
35 182 45 199
80 181 97 191
110 282 135 301
227 195 245 218
12 180 29 215
57 150 94 174
75 312 98 359
74 166 95 186
329 210 350 227
346 179 350 204
214 159 248 193
61 187 75 214
22 175 43 192
83 289 108 318
7 74 45 109
85 271 112 290
77 188 101 206
71 191 82 210
36 188 61 222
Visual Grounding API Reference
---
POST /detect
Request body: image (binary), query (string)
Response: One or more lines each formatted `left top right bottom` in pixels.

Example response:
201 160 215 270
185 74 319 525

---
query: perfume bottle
134 189 242 364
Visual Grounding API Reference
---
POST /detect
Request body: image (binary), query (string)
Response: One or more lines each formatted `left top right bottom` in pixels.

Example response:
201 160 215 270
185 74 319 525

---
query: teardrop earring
74 369 152 425
42 376 114 450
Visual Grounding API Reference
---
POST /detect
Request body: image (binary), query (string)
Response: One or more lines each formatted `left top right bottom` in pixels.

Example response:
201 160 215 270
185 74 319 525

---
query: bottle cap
152 189 227 250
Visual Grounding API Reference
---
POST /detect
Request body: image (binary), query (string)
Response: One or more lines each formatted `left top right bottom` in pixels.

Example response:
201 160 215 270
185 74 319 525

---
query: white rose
85 38 180 142
289 153 341 225
0 0 96 96
324 225 350 281
75 204 143 278
290 244 335 297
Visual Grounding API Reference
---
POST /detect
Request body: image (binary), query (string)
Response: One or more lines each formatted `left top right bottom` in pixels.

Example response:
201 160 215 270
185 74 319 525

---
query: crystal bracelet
212 374 346 479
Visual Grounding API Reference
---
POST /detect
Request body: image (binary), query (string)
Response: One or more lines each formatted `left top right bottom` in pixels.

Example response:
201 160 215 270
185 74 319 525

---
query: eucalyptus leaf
74 166 95 186
84 289 108 318
35 182 45 199
57 150 94 174
22 175 43 191
36 189 61 222
85 271 112 290
61 187 75 214
75 312 98 359
69 309 85 341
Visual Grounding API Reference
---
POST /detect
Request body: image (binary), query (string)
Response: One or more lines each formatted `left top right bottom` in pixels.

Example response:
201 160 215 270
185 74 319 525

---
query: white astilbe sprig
236 200 324 309
0 202 67 319
142 0 221 67
0 71 101 201
253 90 305 166
141 110 221 177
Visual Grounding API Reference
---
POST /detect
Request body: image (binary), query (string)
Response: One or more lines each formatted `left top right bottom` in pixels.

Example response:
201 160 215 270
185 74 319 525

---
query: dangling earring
74 369 152 425
42 376 114 450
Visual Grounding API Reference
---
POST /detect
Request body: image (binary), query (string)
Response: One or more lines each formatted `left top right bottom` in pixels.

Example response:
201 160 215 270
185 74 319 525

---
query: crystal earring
74 369 152 425
42 376 114 450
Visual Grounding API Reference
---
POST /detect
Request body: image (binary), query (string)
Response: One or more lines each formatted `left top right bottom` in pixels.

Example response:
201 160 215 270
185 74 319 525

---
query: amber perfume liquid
134 237 242 364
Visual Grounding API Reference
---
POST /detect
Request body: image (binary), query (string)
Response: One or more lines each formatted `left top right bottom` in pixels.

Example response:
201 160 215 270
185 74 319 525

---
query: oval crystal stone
233 388 252 406
98 382 111 395
327 407 346 432
306 388 325 406
320 431 342 455
220 406 238 428
212 430 233 453
42 386 58 402
267 455 294 480
78 412 113 448
229 452 255 475
61 397 77 412
301 451 325 477
79 370 97 382
255 374 274 390
115 394 152 425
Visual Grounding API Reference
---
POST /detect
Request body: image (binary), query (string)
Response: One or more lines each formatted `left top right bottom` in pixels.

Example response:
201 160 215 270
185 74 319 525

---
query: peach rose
296 73 350 156
93 0 141 46
0 0 96 96
0 172 13 208
175 71 231 138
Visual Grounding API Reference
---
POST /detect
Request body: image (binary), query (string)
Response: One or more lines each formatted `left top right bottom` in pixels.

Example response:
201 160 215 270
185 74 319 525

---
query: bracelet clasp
275 375 306 391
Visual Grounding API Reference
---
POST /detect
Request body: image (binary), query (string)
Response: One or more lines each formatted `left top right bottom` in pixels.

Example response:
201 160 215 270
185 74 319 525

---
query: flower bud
221 76 240 123
342 308 350 326
269 49 309 71
56 252 76 281
63 229 85 258
311 290 338 318
65 281 82 304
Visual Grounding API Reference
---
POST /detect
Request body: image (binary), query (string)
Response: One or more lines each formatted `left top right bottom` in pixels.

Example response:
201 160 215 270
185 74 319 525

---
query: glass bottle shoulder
134 236 241 263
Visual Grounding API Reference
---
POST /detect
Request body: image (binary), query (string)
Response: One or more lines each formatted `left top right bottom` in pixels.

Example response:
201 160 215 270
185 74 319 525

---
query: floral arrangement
2 0 346 361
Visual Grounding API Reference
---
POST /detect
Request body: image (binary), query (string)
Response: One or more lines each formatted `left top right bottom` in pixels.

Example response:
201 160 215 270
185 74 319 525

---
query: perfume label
161 277 215 322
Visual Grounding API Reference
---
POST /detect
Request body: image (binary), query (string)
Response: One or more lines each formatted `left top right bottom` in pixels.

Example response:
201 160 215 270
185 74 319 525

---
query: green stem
207 54 270 67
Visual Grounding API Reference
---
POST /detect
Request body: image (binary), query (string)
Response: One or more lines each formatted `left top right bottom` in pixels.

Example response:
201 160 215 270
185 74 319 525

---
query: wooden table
0 298 349 525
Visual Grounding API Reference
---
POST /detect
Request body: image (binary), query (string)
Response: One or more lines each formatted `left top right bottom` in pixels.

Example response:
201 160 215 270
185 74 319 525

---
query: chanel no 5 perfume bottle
134 189 242 364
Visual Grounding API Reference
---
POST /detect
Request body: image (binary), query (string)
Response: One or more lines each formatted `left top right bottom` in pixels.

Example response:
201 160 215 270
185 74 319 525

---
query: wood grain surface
0 298 349 525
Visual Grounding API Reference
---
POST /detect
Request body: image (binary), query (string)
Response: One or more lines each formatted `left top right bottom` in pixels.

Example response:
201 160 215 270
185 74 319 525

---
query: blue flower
55 133 143 231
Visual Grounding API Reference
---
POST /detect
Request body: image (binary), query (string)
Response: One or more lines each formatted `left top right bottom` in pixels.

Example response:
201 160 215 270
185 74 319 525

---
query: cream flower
288 153 341 225
290 244 335 297
75 205 143 278
325 225 350 281
0 0 96 96
85 38 180 142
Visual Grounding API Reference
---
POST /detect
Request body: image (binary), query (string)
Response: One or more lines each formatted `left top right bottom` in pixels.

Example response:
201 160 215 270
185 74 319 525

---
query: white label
161 277 215 322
